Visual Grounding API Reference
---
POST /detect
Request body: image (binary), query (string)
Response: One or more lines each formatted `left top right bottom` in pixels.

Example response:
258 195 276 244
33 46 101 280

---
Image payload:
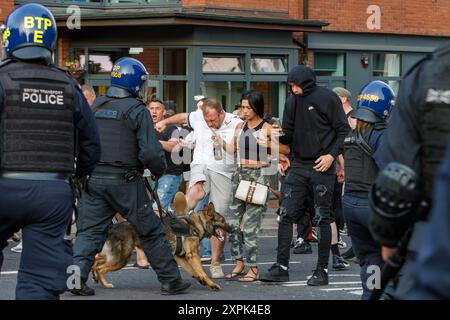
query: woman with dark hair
216 90 285 282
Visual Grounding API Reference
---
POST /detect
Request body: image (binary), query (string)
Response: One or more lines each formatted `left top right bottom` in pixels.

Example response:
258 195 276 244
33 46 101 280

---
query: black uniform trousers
343 191 383 299
277 162 335 268
72 173 181 285
0 178 73 300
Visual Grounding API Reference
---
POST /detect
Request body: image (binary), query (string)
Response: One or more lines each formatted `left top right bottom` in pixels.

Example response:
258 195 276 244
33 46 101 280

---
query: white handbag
235 180 268 206
234 122 269 206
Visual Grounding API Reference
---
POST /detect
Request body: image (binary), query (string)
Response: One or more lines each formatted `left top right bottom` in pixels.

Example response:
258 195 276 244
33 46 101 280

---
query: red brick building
1 1 449 111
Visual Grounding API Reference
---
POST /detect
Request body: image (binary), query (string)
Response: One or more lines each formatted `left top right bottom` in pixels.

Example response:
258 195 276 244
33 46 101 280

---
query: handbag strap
245 181 258 203
236 122 246 179
236 122 276 202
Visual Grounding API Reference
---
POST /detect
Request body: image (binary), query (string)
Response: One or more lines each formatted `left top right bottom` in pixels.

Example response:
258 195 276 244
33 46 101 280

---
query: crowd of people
74 68 377 293
1 3 449 301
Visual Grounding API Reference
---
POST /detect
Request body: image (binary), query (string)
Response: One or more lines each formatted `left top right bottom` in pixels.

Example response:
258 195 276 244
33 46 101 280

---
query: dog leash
144 176 164 215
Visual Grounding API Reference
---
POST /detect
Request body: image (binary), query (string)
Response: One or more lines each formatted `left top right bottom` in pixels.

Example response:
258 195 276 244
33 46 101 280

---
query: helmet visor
352 107 382 123
138 74 149 102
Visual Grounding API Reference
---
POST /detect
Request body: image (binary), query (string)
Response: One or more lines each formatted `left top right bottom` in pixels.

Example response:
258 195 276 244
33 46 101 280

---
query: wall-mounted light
361 54 369 68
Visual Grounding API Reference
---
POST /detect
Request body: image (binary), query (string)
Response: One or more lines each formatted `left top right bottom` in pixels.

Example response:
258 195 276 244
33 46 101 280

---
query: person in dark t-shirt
147 98 183 209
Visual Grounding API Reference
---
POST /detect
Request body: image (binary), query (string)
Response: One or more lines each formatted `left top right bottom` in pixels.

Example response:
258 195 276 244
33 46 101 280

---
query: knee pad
315 184 333 207
279 207 297 224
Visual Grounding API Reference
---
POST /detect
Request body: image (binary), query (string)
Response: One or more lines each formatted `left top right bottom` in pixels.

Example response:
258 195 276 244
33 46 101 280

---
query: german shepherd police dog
91 192 230 290
91 221 140 289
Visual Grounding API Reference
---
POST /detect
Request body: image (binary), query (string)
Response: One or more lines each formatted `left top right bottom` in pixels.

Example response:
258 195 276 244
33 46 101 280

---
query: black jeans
281 172 312 241
295 213 312 241
277 162 335 268
73 173 181 284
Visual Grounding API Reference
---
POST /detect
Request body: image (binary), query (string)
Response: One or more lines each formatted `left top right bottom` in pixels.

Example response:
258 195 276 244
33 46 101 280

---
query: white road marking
1 263 359 276
0 271 18 275
349 290 363 295
282 281 361 287
321 287 363 292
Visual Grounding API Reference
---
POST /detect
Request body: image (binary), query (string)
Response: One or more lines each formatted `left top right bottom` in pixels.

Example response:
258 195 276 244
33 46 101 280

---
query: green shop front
55 9 325 116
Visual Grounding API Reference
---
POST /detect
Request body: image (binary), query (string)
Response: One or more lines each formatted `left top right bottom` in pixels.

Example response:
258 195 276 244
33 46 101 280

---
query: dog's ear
173 192 187 215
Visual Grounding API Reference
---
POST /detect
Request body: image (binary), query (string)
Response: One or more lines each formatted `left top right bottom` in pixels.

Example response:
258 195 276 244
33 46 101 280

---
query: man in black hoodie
260 65 350 285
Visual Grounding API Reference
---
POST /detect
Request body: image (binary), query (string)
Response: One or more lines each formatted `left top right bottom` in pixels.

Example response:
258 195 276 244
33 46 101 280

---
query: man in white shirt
155 98 242 278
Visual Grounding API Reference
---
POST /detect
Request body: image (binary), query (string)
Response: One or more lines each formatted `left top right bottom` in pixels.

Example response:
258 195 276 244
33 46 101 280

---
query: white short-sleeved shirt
188 109 242 177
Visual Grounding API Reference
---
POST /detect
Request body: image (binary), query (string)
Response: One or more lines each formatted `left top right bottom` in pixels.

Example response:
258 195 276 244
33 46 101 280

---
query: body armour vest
0 60 75 173
420 46 450 199
344 126 380 192
93 96 140 167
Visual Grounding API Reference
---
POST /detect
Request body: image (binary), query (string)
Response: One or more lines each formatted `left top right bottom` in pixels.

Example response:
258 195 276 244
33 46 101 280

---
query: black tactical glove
369 162 421 247
161 211 192 237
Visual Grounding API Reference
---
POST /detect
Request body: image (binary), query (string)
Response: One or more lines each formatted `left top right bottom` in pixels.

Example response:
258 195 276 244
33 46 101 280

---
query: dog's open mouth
215 227 226 242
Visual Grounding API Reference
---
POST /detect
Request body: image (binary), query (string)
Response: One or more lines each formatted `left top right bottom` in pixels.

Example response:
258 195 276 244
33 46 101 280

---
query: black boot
307 268 328 286
161 279 191 295
260 263 289 282
342 247 355 260
70 281 95 296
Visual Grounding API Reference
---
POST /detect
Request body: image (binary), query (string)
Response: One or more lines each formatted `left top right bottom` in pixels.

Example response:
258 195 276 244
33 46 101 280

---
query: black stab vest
0 60 75 173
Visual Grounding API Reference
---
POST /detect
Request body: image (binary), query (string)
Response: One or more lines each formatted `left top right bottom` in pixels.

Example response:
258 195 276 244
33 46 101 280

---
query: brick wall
183 0 449 36
183 0 290 12
308 0 450 36
3 1 448 37
0 0 15 23
132 48 160 76
57 33 70 68
251 82 271 115
289 0 303 19
307 49 313 68
183 0 206 6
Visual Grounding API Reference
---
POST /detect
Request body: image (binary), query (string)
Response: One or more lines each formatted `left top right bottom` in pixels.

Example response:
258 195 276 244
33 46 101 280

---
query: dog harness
173 210 213 257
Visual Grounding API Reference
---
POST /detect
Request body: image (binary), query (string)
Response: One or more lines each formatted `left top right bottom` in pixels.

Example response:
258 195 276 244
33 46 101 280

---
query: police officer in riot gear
71 57 191 296
369 42 450 299
343 81 394 299
0 3 101 300
409 140 450 299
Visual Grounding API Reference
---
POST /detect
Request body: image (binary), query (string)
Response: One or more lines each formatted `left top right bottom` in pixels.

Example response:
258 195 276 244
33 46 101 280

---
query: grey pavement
0 209 362 300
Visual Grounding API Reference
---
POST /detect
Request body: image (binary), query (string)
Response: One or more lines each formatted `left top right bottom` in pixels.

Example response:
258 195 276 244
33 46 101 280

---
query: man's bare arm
159 139 179 152
155 113 188 132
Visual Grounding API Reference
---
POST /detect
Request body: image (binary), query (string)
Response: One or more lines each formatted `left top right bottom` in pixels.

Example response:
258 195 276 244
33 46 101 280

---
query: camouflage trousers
227 166 269 266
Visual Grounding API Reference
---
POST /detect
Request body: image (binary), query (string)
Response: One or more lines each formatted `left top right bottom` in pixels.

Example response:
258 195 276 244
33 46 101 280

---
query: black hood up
287 65 317 96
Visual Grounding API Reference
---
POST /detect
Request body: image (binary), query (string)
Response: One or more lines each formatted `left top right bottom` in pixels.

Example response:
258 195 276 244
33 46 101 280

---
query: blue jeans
343 192 383 300
154 174 183 210
194 195 210 213
197 196 210 257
